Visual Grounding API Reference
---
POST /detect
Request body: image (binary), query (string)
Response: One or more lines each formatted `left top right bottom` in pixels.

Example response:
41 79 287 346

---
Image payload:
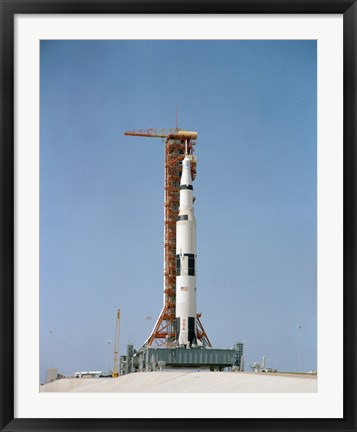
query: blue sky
40 40 316 382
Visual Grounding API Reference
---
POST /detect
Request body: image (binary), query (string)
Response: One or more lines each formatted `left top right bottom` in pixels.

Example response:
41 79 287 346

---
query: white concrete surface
40 371 317 393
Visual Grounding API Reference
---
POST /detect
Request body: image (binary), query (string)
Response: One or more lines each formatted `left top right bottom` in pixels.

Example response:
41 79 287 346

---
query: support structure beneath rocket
121 343 245 374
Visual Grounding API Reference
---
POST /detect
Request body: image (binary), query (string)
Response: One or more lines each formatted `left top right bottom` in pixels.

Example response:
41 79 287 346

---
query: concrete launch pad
40 371 317 393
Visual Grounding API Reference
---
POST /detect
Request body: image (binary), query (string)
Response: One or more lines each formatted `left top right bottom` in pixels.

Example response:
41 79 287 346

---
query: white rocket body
175 154 197 347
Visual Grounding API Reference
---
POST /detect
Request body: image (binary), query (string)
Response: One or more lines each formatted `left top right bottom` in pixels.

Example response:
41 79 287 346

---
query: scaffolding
124 128 210 348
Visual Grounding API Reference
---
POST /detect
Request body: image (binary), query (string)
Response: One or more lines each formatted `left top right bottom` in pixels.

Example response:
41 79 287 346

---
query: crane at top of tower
124 128 197 141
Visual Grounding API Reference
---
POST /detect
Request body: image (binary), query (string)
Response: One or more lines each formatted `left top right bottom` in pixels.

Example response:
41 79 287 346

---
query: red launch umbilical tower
124 128 211 348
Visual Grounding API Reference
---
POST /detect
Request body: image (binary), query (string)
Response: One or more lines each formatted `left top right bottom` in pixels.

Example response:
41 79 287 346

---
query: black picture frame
1 1 356 431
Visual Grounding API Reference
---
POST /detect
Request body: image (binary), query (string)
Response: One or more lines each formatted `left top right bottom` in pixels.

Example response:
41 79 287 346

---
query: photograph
39 39 317 393
1 3 355 431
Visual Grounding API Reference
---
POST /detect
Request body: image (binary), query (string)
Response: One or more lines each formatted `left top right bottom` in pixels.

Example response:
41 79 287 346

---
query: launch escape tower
124 128 211 349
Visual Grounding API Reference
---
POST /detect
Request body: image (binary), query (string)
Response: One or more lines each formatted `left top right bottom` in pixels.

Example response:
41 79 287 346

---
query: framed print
1 1 356 431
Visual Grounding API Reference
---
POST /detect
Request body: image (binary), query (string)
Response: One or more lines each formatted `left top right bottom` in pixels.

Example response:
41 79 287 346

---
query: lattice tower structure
112 309 120 377
124 129 211 348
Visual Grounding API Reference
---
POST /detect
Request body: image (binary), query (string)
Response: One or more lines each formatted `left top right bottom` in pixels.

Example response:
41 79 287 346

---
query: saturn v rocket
175 146 198 347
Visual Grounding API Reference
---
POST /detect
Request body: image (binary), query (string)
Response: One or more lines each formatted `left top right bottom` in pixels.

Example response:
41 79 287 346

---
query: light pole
145 315 152 371
48 329 54 369
106 339 111 376
297 324 302 373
